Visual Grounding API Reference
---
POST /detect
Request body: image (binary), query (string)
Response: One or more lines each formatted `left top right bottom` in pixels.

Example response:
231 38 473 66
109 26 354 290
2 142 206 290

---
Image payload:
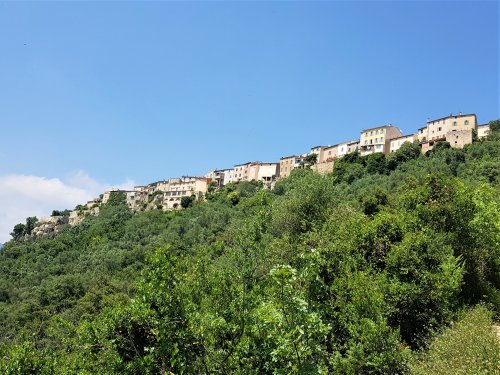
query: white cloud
0 172 135 243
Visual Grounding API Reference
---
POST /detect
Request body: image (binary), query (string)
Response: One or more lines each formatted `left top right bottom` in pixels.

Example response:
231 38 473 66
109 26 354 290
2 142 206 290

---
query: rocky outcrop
31 215 69 238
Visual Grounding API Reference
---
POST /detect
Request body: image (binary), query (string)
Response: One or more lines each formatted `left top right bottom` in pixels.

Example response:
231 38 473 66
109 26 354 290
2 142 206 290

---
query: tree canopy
1 123 500 374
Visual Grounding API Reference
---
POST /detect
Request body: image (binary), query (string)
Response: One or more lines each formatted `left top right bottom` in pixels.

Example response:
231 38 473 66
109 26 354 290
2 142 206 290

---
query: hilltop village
30 113 491 237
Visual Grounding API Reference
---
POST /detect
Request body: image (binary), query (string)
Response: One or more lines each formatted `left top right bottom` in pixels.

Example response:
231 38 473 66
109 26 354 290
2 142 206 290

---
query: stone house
419 113 477 152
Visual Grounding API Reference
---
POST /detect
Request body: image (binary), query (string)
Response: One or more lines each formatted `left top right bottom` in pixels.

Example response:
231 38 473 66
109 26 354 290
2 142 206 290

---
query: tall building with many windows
359 125 403 156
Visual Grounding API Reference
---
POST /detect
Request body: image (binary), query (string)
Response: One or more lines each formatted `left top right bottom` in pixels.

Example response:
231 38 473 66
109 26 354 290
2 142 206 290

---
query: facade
279 155 304 179
321 144 338 162
446 129 473 149
420 113 477 152
234 162 251 182
425 113 476 142
222 169 235 185
205 169 233 187
255 163 279 186
478 124 490 139
417 127 427 143
389 134 418 153
162 177 209 210
309 146 329 164
154 180 171 192
337 140 359 158
359 125 403 156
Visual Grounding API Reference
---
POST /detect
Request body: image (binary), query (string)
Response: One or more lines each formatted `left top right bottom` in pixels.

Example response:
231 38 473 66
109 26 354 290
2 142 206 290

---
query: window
438 127 442 131
464 120 469 125
453 121 457 126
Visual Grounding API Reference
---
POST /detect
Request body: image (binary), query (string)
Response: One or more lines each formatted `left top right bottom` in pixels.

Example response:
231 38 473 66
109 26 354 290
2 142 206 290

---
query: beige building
447 130 473 149
419 113 477 152
279 155 304 179
255 162 280 185
244 162 279 184
309 146 329 163
389 134 418 153
478 124 490 139
162 177 209 210
321 144 338 162
417 126 428 143
234 162 251 182
425 113 476 142
359 125 403 156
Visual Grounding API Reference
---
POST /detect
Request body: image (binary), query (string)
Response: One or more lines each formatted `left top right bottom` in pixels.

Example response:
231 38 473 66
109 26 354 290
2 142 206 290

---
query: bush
410 306 500 374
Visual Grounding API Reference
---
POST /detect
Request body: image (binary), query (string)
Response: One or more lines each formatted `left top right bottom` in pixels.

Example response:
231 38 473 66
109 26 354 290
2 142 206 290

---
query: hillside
0 125 499 374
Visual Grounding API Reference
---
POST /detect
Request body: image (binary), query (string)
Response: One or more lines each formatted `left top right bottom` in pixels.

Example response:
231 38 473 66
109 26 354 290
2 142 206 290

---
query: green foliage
431 141 451 153
301 153 318 168
227 191 240 205
387 141 421 171
180 195 195 208
0 342 54 374
9 216 38 240
1 133 500 373
106 191 127 207
9 223 26 241
51 210 70 217
410 305 500 374
365 152 387 175
489 119 500 133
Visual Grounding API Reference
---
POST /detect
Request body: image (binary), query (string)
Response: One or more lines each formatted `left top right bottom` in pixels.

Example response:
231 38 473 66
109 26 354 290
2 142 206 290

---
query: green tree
365 152 387 175
387 141 421 170
301 153 318 168
180 195 195 208
10 223 26 240
488 119 500 133
24 216 38 235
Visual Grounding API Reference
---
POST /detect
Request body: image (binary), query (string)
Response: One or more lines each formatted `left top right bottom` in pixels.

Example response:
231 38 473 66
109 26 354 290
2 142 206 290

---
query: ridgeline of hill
1 124 499 374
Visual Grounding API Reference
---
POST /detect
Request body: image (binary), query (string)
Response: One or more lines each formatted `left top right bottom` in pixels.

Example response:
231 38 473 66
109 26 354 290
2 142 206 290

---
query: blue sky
0 1 498 241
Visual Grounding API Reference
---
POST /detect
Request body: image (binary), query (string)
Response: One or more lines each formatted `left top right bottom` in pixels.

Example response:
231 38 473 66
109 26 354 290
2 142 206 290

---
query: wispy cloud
0 171 135 243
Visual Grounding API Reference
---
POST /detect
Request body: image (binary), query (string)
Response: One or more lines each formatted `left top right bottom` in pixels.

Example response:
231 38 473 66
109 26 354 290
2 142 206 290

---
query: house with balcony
279 155 304 178
359 125 403 156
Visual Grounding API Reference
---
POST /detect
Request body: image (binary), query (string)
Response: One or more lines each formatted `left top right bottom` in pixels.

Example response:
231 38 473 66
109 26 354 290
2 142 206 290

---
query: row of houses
205 113 490 185
68 176 213 225
62 112 490 228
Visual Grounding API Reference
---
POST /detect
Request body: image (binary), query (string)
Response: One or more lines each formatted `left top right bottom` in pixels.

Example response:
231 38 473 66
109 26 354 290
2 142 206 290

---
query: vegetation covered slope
1 124 499 374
